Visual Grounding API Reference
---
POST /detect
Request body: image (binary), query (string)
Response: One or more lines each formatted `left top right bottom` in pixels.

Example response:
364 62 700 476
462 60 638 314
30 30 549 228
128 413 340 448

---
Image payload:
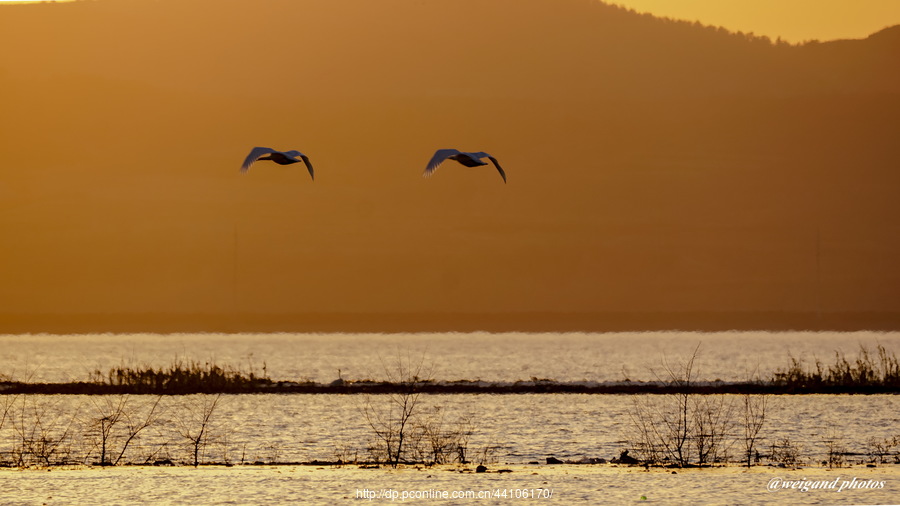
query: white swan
241 147 314 180
424 149 506 183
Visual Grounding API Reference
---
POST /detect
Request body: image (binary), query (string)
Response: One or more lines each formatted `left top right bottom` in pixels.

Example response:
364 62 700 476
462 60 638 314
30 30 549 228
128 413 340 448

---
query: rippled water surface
1 393 896 466
2 331 898 384
1 332 899 504
3 465 899 505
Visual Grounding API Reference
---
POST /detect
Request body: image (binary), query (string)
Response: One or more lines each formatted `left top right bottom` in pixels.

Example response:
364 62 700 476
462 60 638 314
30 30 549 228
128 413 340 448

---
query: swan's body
424 149 506 183
241 147 314 180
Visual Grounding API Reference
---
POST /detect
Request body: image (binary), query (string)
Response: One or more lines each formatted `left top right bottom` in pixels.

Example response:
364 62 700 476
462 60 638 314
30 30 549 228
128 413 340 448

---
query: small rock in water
546 457 564 465
613 450 639 465
476 465 488 473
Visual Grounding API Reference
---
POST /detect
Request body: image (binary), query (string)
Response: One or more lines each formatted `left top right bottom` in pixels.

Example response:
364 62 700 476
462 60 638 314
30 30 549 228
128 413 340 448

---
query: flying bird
241 147 314 180
424 149 506 183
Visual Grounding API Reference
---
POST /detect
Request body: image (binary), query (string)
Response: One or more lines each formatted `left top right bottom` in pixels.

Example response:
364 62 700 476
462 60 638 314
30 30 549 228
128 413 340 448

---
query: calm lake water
2 331 898 384
1 332 899 504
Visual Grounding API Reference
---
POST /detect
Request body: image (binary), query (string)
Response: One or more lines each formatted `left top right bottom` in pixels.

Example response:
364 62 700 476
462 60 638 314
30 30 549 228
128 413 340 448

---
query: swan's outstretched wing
241 147 278 173
424 149 461 176
281 150 314 180
487 156 507 183
467 152 506 183
299 155 315 181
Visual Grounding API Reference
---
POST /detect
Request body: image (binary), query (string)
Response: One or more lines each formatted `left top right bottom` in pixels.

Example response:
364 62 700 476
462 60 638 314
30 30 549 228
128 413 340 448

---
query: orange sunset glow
611 0 900 43
1 0 899 333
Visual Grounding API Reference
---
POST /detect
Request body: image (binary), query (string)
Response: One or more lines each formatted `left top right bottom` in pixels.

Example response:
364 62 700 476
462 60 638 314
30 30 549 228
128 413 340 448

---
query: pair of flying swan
241 147 506 183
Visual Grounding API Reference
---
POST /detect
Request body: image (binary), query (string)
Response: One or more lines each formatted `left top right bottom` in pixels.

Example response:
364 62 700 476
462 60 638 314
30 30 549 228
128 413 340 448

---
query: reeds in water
772 344 900 389
88 358 274 394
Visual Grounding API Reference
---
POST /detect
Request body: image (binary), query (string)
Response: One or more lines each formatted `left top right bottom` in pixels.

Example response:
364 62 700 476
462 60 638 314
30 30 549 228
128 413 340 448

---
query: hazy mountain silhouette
1 0 898 331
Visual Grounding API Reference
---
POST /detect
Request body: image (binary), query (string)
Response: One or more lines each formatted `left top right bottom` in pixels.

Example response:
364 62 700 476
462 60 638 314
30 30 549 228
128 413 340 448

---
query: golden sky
611 0 900 42
0 0 898 331
3 0 900 42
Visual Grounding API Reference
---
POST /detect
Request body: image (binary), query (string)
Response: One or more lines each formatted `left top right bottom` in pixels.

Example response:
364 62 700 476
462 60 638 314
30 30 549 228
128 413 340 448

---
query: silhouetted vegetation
85 359 276 394
87 395 162 466
175 394 222 468
0 394 232 468
358 354 483 468
628 345 750 468
623 345 900 468
0 345 898 395
740 393 767 468
2 348 900 469
362 353 429 468
1 390 898 469
772 344 900 390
